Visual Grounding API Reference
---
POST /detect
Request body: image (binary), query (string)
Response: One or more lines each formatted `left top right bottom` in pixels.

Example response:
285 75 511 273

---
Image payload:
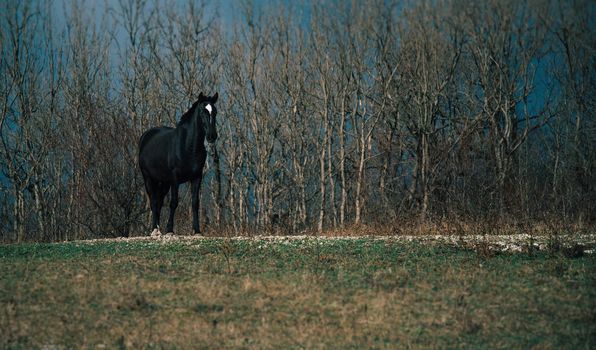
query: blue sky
51 0 301 33
40 0 560 123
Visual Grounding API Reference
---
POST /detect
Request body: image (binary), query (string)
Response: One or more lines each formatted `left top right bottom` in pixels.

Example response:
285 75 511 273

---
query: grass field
1 236 595 349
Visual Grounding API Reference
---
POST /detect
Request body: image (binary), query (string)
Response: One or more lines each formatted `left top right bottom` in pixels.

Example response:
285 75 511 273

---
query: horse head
196 92 219 143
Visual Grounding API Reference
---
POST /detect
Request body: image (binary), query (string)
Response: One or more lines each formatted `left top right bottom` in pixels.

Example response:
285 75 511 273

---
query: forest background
0 0 594 242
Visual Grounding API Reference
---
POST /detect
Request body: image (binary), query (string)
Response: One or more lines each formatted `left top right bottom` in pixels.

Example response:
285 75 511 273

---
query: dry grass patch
1 238 594 348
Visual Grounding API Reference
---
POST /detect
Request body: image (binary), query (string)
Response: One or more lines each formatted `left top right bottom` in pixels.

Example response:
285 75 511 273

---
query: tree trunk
355 132 369 225
212 145 222 228
339 95 347 228
33 182 45 239
318 137 326 233
328 132 337 228
420 132 429 221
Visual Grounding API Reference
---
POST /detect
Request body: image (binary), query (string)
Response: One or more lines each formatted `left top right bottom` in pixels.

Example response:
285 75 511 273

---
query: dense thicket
1 0 594 241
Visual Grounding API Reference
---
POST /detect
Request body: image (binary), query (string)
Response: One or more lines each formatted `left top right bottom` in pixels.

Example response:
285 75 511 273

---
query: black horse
139 92 218 235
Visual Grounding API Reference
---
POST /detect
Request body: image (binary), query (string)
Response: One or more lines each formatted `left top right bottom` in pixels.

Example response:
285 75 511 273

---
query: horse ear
212 92 218 104
198 92 205 101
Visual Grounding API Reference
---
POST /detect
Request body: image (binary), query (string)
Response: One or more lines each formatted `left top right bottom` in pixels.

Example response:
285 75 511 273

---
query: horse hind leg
153 182 169 235
166 183 179 234
145 177 165 236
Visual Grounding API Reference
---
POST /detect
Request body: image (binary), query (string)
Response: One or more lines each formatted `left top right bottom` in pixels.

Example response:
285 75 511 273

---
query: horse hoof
165 232 174 237
150 229 162 237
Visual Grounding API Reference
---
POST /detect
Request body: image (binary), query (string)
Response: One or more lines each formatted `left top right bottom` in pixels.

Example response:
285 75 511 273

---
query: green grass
1 238 594 349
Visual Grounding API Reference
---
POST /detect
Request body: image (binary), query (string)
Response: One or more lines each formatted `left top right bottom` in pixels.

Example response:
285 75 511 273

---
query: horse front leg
166 183 179 234
191 177 202 235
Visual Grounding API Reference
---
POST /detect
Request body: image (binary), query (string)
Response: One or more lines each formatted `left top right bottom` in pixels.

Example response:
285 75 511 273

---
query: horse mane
177 101 199 126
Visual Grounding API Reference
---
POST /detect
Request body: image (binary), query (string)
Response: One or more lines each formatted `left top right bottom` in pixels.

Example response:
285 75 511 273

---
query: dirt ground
80 232 596 254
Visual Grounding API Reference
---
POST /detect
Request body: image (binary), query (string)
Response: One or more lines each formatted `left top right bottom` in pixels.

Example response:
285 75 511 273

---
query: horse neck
181 111 205 154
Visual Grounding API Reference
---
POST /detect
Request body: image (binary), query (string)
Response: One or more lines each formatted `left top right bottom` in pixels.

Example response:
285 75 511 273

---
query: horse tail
138 128 159 170
139 129 154 153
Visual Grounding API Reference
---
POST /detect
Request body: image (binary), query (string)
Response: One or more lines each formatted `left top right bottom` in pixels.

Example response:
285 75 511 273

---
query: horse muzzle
206 132 218 144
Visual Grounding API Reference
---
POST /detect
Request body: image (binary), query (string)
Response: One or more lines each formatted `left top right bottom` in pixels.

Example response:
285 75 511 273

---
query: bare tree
0 0 591 242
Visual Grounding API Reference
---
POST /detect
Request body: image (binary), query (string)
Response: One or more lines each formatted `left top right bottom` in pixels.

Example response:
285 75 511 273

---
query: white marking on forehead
205 104 212 114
